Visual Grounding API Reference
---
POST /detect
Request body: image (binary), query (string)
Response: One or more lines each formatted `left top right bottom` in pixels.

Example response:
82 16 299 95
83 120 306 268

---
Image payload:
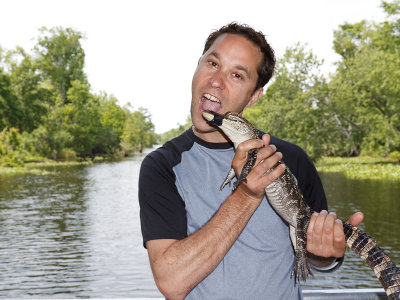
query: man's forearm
148 187 262 300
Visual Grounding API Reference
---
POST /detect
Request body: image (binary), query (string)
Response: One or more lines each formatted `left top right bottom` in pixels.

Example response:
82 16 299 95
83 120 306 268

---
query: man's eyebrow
234 64 250 78
207 51 219 60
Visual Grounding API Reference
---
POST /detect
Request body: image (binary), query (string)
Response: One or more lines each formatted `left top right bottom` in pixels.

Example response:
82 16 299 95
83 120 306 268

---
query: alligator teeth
203 93 220 103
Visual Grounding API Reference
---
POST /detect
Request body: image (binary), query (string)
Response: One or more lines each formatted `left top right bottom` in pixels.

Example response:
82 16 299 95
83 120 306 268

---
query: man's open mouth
201 93 221 112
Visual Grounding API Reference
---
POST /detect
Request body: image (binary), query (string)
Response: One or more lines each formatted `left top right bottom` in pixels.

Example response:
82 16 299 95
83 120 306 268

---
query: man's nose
210 71 225 89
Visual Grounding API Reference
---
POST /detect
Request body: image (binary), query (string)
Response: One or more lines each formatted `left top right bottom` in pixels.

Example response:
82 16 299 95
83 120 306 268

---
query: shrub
389 151 400 161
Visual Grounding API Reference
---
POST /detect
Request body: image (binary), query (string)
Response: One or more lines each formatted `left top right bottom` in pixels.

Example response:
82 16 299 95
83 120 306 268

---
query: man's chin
192 119 217 134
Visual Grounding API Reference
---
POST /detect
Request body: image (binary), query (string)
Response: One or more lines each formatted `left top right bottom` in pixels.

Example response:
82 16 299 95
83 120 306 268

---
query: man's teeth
204 94 220 103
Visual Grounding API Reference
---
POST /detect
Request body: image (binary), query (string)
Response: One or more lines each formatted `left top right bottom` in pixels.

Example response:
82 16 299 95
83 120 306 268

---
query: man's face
191 33 263 141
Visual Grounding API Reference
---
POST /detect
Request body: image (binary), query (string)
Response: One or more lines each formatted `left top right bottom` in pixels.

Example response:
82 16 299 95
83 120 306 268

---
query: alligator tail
343 222 400 300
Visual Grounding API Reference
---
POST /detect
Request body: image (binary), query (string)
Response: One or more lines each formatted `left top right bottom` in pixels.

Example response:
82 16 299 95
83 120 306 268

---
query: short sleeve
138 151 187 248
295 151 328 212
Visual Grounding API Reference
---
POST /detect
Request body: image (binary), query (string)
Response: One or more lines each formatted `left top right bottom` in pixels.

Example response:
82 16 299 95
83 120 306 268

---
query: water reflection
0 165 91 297
303 172 400 289
83 158 159 297
0 154 161 298
0 157 398 297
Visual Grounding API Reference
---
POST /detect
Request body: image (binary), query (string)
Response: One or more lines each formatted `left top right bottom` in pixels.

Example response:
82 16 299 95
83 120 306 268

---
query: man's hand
231 134 285 201
307 210 364 260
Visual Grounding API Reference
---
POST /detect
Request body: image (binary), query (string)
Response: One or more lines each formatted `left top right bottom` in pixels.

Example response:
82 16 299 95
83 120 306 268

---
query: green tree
5 47 51 132
329 0 400 156
1 27 158 161
32 79 100 158
244 43 329 160
35 27 87 104
0 127 28 166
123 107 156 153
0 67 19 129
64 80 101 157
93 93 127 154
158 115 192 144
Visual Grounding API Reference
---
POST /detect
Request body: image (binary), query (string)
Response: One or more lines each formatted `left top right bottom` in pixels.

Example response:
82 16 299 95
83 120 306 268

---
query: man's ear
246 87 263 108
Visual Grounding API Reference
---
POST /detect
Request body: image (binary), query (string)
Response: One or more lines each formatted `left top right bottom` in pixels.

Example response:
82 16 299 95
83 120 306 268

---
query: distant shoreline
0 160 93 176
1 156 399 180
0 154 132 176
316 157 400 180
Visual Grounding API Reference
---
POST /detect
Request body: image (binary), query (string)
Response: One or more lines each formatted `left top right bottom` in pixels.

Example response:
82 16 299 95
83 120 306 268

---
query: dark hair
202 22 276 93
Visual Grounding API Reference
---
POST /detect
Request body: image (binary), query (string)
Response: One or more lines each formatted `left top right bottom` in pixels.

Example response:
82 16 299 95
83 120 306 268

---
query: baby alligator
202 110 400 300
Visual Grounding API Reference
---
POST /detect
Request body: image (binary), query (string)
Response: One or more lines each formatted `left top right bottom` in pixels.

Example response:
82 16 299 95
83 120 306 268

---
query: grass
0 160 93 176
316 156 400 180
0 152 130 176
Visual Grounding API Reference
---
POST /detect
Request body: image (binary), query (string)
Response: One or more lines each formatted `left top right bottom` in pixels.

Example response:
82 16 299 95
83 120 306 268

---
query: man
139 23 363 299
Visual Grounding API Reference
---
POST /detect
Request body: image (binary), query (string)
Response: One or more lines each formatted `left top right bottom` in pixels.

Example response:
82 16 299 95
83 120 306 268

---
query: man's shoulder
268 134 307 158
261 132 315 176
142 128 196 169
264 133 326 210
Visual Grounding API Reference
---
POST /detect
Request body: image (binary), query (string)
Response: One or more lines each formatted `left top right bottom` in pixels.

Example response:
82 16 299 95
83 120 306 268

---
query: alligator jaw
202 110 224 126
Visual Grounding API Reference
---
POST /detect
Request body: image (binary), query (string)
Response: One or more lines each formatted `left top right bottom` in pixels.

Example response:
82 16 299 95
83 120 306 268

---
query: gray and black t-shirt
139 127 327 299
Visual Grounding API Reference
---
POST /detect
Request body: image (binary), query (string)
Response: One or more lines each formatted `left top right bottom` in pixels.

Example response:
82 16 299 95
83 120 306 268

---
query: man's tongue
202 98 221 112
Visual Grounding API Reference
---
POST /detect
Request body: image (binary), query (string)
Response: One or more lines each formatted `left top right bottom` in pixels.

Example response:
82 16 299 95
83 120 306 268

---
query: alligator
202 110 400 300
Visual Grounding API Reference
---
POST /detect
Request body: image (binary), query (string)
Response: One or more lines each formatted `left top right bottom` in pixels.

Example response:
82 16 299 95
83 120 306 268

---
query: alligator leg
233 148 259 190
220 168 236 190
289 225 297 250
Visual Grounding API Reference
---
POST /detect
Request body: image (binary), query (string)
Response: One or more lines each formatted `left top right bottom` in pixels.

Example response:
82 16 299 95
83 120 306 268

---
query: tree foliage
329 0 400 156
34 27 87 104
122 107 156 153
94 93 127 154
0 27 157 165
244 43 330 159
2 1 400 164
242 0 400 159
6 47 51 132
158 115 192 145
0 67 19 129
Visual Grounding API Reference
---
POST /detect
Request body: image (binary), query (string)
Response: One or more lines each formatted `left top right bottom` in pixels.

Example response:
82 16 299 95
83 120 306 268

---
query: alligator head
202 110 259 148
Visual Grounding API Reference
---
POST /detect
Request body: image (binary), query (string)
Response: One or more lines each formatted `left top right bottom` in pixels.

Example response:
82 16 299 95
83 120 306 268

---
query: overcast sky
1 0 385 133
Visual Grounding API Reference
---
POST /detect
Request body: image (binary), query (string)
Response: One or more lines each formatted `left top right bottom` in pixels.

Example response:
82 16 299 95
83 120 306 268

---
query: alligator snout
202 110 224 126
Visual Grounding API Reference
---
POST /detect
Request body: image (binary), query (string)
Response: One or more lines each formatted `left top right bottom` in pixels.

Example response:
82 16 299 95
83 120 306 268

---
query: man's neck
192 125 230 144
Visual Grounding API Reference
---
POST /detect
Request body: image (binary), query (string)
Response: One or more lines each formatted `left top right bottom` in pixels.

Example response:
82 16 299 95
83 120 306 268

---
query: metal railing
132 288 388 299
303 288 387 299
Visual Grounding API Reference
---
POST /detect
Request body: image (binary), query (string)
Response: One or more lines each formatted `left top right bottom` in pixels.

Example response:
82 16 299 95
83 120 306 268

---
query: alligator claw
291 254 312 282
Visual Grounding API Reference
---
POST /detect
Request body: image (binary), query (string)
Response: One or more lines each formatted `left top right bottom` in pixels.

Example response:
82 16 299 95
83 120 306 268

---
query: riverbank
0 160 94 176
2 155 399 180
0 153 131 176
316 156 400 180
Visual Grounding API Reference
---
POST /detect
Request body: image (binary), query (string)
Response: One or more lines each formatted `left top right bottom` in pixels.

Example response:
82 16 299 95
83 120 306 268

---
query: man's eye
233 73 242 79
208 61 217 67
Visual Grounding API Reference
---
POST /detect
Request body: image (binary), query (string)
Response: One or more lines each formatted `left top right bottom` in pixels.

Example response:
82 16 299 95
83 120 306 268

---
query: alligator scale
202 110 400 300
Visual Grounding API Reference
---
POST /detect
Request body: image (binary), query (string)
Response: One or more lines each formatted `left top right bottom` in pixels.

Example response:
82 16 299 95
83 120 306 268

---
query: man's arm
146 135 284 300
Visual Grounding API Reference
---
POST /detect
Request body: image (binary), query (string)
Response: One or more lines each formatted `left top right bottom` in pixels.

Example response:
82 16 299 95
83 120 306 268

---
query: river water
0 149 399 298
